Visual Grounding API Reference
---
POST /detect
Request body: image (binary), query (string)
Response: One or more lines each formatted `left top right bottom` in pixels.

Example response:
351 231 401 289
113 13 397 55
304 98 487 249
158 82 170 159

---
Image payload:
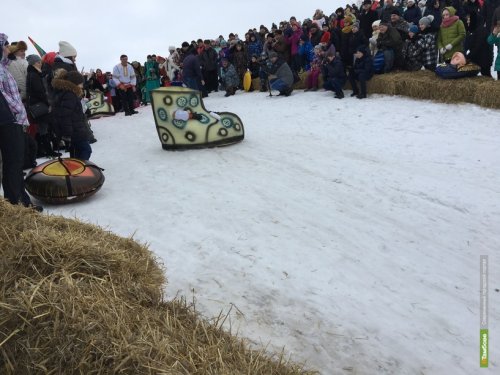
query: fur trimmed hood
52 76 83 97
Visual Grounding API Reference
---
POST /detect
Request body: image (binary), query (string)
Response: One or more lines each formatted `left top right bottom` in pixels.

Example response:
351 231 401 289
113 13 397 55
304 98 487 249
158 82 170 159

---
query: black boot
357 80 367 99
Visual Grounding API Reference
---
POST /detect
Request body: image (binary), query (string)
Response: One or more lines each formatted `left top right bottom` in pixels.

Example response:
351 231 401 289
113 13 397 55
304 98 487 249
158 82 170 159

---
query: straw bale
0 201 316 374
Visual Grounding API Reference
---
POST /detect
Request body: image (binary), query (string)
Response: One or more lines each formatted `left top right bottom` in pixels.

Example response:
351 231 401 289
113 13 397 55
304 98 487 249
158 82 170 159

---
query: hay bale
366 70 500 109
0 201 315 374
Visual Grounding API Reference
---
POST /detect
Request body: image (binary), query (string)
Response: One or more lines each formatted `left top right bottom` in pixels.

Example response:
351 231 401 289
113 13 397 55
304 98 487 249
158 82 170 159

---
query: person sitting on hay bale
376 22 404 73
486 24 500 79
402 24 424 71
435 51 480 78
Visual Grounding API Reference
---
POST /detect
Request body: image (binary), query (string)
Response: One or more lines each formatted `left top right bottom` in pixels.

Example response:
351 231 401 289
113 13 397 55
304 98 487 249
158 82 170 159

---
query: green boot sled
150 87 244 150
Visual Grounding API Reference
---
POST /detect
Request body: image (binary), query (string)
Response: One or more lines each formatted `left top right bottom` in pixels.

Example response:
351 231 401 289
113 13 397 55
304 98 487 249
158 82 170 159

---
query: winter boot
150 86 245 150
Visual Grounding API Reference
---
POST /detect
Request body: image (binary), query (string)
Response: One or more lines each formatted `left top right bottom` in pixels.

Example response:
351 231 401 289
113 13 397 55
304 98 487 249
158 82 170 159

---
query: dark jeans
348 70 371 96
117 87 136 114
324 78 346 94
0 123 32 206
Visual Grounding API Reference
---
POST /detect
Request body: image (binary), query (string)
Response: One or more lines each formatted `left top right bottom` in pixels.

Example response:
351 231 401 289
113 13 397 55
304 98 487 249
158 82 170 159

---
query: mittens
445 44 453 51
439 47 447 54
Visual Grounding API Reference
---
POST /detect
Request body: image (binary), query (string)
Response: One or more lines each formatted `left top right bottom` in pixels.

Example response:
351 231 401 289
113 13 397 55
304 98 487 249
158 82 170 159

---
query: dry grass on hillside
0 200 316 374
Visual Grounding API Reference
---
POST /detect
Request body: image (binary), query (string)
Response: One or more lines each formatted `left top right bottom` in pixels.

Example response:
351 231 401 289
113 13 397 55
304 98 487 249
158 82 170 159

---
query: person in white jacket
6 40 28 101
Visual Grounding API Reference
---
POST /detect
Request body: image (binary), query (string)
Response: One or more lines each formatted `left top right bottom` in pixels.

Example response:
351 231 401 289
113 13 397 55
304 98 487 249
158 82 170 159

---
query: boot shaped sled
150 87 244 150
87 90 115 119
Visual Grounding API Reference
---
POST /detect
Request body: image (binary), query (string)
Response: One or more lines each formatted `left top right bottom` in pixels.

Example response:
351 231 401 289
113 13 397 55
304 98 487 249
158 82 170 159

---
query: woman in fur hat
6 40 28 101
51 70 93 160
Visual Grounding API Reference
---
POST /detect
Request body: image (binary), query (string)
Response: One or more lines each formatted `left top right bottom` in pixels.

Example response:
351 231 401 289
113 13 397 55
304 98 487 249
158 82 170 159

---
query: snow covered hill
45 90 499 374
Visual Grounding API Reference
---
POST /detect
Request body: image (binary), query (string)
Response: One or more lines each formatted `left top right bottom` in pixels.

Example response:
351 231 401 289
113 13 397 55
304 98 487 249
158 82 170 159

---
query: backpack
372 51 385 74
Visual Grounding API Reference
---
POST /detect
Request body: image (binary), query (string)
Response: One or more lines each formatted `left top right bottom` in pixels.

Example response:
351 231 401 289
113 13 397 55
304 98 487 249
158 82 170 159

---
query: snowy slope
40 89 499 374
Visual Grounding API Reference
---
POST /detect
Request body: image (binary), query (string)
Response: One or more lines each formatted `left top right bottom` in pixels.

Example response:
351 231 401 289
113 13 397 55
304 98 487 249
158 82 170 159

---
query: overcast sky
4 0 347 73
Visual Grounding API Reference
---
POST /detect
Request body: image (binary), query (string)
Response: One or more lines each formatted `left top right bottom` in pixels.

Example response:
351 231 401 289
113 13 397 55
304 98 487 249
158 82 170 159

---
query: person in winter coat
200 40 219 93
487 24 500 79
377 22 404 71
298 34 315 71
402 25 424 70
369 20 382 55
437 6 466 62
52 71 92 160
284 22 303 73
304 45 324 90
348 45 373 98
0 33 42 211
381 0 400 22
6 40 28 101
418 15 439 70
391 9 411 41
464 11 493 77
229 41 248 89
26 54 59 157
309 23 324 47
348 22 369 63
360 0 380 39
181 47 205 94
167 46 181 81
423 0 443 32
247 32 263 63
220 58 240 96
144 55 160 104
404 0 423 25
263 51 294 96
323 51 347 99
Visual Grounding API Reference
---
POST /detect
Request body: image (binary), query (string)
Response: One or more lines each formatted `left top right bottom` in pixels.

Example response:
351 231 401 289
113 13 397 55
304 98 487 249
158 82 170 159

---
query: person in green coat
437 6 466 62
487 24 500 79
144 55 160 104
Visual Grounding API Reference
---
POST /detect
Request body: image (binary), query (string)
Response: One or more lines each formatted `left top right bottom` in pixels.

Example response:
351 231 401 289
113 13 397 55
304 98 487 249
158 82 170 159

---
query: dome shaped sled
88 90 114 119
151 87 244 150
25 158 105 204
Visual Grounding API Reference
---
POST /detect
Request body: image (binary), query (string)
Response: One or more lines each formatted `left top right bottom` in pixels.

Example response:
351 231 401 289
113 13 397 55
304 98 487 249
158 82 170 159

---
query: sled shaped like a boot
87 90 115 119
151 87 244 150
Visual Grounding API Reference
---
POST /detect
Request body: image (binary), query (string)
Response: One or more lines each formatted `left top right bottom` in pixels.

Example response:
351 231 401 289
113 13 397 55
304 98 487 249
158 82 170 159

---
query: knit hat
181 41 190 48
363 0 372 4
407 0 415 4
409 24 419 33
352 21 360 29
26 54 41 65
168 45 176 51
58 41 77 57
372 20 381 28
419 15 434 28
268 51 278 59
391 9 401 16
65 71 84 85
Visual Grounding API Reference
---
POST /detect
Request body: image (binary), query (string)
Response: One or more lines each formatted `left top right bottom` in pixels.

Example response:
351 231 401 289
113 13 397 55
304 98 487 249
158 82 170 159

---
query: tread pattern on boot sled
88 90 115 119
151 87 244 150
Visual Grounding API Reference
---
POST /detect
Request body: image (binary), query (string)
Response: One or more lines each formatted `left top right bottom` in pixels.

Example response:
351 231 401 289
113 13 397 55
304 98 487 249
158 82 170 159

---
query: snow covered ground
37 89 499 374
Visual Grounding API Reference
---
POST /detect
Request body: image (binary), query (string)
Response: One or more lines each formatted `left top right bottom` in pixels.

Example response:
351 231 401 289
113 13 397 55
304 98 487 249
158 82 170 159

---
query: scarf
441 15 459 28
